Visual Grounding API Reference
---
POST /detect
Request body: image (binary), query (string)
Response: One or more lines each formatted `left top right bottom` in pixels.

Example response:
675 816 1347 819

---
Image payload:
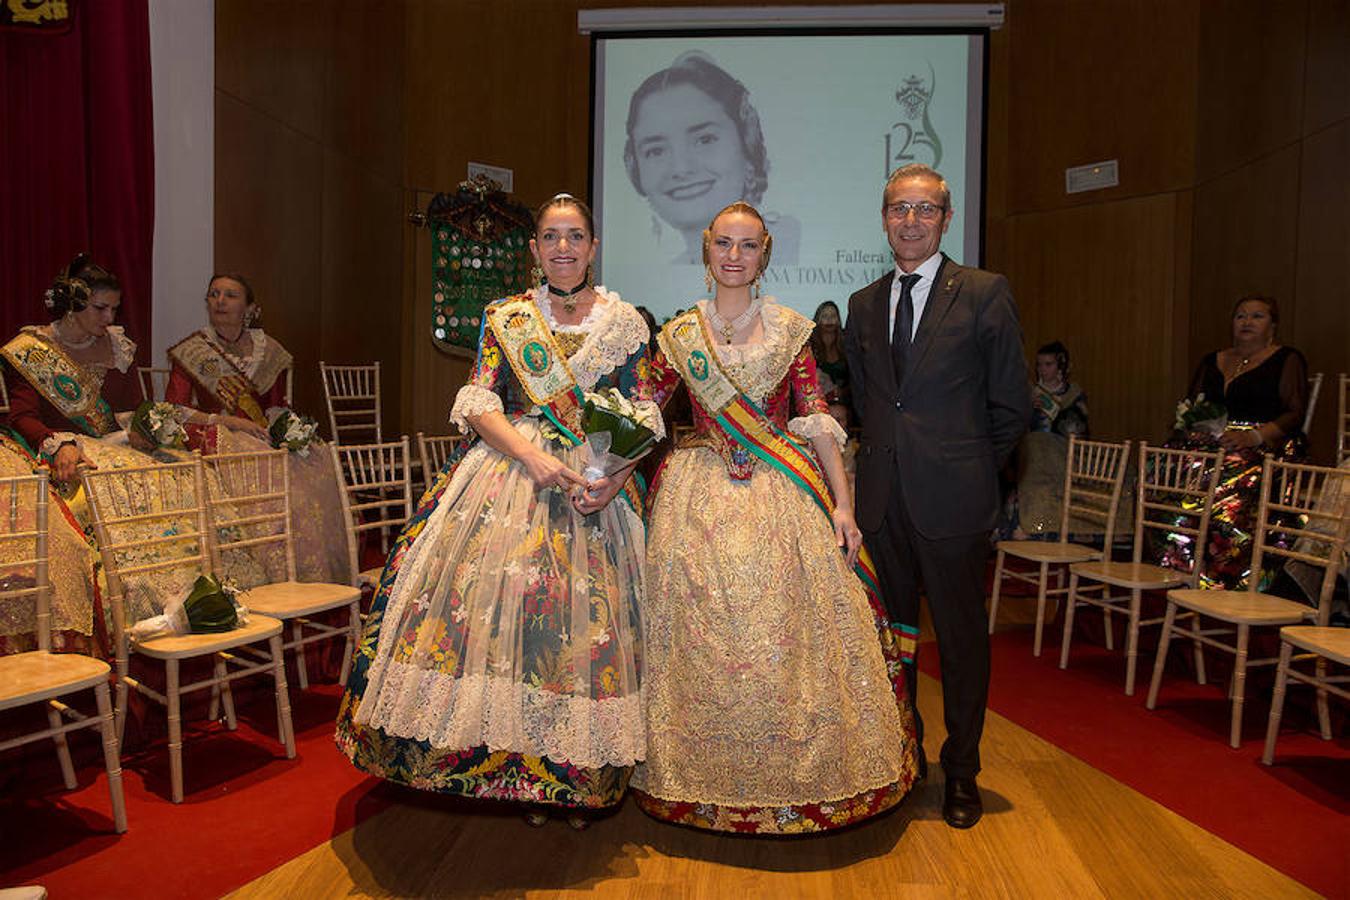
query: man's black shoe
942 776 983 829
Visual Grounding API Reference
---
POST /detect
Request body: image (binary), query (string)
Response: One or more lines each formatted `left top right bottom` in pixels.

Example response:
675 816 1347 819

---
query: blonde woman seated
632 202 919 834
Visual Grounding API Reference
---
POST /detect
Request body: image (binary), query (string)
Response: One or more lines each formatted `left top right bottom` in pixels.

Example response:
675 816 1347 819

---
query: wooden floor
226 668 1315 899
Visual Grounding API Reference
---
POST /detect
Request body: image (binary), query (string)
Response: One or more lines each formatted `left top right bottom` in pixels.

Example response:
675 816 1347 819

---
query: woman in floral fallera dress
631 203 919 834
336 195 659 827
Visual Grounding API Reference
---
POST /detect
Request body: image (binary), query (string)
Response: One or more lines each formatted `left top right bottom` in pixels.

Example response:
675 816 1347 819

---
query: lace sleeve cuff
633 400 667 442
789 412 846 449
449 384 503 434
39 432 80 460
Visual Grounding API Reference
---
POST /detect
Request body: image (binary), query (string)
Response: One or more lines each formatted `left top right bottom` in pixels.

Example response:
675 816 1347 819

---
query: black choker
547 282 587 298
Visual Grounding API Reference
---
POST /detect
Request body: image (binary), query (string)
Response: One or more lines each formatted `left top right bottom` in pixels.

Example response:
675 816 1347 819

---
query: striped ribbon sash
659 308 915 662
484 295 643 516
0 329 118 438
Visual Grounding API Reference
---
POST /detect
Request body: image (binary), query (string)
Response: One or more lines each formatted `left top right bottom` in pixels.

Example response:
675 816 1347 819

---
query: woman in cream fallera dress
631 203 919 834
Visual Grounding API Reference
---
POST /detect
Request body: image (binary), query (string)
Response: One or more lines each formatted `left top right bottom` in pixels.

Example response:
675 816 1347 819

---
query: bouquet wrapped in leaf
128 573 249 641
579 388 659 481
1174 393 1228 438
129 401 189 449
268 409 319 456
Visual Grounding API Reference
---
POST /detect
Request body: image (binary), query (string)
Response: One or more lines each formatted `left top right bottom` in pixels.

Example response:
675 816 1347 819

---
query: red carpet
0 685 394 899
5 629 1346 898
918 626 1349 898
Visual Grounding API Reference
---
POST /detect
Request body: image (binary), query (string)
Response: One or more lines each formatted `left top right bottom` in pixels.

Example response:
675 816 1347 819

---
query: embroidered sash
484 295 642 516
659 309 915 663
167 331 286 427
0 329 118 437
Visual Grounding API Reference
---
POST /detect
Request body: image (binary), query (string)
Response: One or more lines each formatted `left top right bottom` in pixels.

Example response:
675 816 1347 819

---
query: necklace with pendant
54 319 97 350
548 281 588 315
707 298 762 344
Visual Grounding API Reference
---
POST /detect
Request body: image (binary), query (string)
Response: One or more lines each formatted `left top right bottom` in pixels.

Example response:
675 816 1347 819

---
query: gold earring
753 275 762 300
531 265 544 290
704 266 714 293
586 264 594 287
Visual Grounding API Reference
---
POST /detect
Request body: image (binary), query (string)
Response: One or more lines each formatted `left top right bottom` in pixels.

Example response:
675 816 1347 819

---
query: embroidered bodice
1 325 141 456
449 286 661 438
651 300 845 480
165 328 292 414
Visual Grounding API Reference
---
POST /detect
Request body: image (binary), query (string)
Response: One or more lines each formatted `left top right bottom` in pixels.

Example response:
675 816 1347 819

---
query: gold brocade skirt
633 445 909 814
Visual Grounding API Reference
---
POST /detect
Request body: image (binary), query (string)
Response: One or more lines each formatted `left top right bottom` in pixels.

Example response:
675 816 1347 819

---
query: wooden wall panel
1303 0 1350 134
1188 145 1303 369
216 0 405 434
215 0 331 141
213 92 325 415
1004 194 1181 443
1004 0 1201 215
1195 1 1308 183
1293 119 1350 461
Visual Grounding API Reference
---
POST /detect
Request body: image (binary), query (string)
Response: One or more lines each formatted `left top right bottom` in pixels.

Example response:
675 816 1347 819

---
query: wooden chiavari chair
0 472 127 832
987 435 1132 657
1148 458 1350 747
416 431 464 494
1337 373 1348 467
1060 444 1224 695
203 449 364 690
1302 372 1322 437
332 437 415 592
137 366 171 403
320 361 382 445
82 458 294 803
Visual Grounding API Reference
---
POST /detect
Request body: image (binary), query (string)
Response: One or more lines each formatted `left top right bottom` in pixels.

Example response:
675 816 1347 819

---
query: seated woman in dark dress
1171 295 1309 589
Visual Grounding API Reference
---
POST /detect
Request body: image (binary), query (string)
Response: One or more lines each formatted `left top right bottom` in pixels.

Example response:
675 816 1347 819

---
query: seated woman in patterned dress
164 273 350 584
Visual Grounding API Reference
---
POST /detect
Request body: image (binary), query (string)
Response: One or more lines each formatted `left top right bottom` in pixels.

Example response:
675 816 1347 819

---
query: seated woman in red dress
164 273 351 585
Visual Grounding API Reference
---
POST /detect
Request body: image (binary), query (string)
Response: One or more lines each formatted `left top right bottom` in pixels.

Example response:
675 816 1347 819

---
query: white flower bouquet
268 409 320 456
129 401 189 449
579 387 659 481
1174 393 1228 437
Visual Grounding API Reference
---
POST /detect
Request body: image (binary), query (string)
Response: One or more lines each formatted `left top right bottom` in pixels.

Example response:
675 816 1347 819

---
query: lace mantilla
449 383 504 434
533 285 649 392
697 299 814 404
789 412 847 449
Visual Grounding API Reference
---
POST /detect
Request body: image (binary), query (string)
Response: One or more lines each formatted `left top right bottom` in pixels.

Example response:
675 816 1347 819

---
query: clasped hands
1217 426 1264 451
522 450 624 515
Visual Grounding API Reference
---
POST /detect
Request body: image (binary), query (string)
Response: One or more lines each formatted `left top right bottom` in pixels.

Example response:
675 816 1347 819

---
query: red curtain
0 0 154 362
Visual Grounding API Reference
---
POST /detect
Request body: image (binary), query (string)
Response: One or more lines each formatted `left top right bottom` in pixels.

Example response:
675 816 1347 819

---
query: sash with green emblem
1 329 118 438
484 295 643 515
658 307 915 665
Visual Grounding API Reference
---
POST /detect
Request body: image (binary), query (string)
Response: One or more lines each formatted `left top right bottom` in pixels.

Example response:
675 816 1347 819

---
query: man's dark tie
891 273 921 385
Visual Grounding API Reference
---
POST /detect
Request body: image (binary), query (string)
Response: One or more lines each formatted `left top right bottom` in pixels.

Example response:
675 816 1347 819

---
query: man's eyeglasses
885 201 947 222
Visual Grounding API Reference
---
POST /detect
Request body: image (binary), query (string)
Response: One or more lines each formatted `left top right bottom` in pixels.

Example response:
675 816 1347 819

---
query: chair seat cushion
134 613 284 659
997 540 1100 563
0 651 110 710
1166 589 1313 625
1281 626 1350 665
241 581 362 618
1070 560 1185 589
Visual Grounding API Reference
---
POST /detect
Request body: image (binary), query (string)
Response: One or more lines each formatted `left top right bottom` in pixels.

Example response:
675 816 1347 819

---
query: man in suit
844 164 1028 828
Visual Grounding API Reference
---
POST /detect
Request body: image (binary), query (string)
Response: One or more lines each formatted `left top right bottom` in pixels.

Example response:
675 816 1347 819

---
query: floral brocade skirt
1159 432 1307 591
631 446 919 834
336 418 645 808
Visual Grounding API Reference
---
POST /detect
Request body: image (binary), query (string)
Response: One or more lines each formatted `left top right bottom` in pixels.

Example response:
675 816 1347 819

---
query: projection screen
588 13 993 323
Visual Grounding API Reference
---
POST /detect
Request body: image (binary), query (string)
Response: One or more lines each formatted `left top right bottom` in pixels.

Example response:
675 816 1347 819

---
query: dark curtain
0 0 154 361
